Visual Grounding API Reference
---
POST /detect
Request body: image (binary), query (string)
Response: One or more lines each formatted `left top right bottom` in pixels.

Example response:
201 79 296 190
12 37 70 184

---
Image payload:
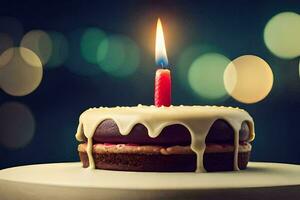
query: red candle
154 18 172 107
155 69 171 107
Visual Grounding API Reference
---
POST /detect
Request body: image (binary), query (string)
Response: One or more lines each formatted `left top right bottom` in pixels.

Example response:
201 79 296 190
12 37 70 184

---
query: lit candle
154 18 171 107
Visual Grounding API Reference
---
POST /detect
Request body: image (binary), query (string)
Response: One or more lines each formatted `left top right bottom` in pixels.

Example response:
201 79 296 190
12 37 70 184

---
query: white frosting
76 105 255 172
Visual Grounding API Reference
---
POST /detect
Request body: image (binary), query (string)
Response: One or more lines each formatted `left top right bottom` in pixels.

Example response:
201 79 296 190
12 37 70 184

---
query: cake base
0 162 299 200
79 151 250 172
78 143 252 172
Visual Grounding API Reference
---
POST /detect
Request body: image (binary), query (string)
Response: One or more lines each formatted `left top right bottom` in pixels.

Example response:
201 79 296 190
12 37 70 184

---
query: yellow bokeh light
0 47 43 96
224 55 274 104
188 53 231 101
264 12 300 59
0 102 35 149
21 30 53 65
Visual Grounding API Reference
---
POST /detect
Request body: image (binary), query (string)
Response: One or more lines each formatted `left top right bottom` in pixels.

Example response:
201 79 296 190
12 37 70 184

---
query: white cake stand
0 162 299 200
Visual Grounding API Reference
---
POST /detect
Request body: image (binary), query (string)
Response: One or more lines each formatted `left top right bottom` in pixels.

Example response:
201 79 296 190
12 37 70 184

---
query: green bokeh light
97 35 140 77
188 53 231 101
47 31 69 69
65 28 102 77
97 36 125 73
176 44 219 90
264 12 300 59
81 28 106 64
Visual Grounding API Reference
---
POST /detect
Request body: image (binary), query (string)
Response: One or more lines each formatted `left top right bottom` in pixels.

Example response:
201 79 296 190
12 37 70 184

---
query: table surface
0 162 299 200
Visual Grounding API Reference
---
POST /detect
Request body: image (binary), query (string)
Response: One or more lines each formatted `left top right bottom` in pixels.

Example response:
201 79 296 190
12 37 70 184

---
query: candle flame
155 18 168 67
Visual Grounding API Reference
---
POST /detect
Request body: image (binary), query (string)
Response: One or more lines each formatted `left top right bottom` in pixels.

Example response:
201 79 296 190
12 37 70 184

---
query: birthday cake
76 105 254 172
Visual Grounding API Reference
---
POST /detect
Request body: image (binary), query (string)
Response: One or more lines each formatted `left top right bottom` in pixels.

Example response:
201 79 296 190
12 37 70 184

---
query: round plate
0 162 299 200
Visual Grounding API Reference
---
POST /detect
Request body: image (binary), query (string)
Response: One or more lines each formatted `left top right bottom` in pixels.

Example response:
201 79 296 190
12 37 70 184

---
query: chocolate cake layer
92 119 250 146
79 151 250 172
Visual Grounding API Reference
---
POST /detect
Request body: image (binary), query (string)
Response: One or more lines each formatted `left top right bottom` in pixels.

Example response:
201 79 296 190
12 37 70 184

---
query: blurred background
0 0 299 169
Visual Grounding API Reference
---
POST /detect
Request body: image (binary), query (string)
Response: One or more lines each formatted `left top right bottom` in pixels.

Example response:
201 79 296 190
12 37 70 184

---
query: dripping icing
75 105 255 172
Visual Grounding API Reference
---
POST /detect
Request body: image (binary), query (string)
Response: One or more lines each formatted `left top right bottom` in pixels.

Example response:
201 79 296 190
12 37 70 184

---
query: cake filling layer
78 142 252 155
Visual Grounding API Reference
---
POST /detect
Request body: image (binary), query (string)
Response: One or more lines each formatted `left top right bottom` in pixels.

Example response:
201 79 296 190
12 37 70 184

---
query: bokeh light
0 33 13 55
224 55 274 104
176 44 219 89
97 35 140 77
20 30 53 65
47 31 69 69
187 53 231 101
0 47 43 96
264 12 300 59
65 28 102 76
0 17 23 45
0 102 35 149
81 27 106 64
